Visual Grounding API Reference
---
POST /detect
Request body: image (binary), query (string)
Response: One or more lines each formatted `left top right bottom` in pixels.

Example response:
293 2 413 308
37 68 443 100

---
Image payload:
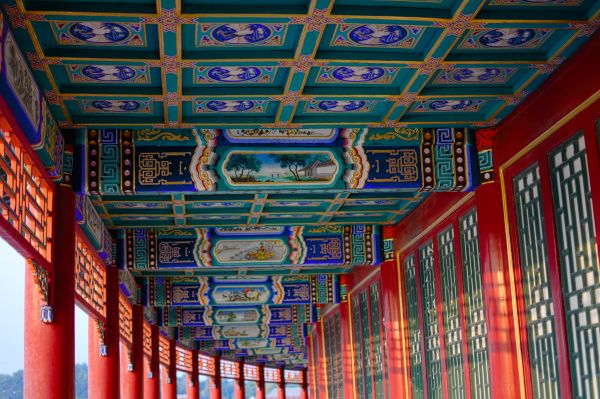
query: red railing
143 321 152 358
176 346 193 373
284 369 304 384
264 367 281 383
220 359 241 379
244 364 260 381
119 294 133 345
158 335 171 366
198 353 216 376
75 229 106 319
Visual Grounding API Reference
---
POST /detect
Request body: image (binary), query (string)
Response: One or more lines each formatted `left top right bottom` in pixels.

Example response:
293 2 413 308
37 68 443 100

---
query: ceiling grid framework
1 0 597 129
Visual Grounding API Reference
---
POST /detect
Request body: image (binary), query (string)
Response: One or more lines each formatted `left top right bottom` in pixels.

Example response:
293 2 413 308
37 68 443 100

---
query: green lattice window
335 313 343 398
513 163 561 398
361 290 374 399
353 295 365 398
549 132 600 399
404 254 425 399
420 241 443 399
438 226 467 399
370 283 384 399
459 210 492 399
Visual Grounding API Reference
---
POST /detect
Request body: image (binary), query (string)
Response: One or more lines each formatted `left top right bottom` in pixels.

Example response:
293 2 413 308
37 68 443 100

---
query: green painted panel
549 132 600 399
513 163 561 398
419 241 443 399
459 210 492 399
370 283 384 399
353 296 365 398
404 254 425 399
437 226 466 399
361 290 374 399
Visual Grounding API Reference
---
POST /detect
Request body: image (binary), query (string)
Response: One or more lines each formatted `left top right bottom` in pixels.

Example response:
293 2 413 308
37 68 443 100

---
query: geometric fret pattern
549 132 600 399
513 163 561 399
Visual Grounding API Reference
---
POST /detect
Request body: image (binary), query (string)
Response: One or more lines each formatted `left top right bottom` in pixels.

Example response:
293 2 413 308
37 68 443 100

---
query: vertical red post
24 185 75 399
122 305 144 399
475 182 522 398
256 364 266 399
162 341 177 399
210 357 222 399
187 350 200 399
234 361 245 399
144 325 160 399
88 266 121 399
277 367 286 399
300 369 309 399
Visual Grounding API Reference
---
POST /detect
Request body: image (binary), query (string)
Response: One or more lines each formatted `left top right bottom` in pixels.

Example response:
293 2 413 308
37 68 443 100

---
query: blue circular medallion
428 100 473 111
317 100 366 112
331 66 385 82
211 24 272 45
206 100 255 112
452 68 502 82
207 66 262 82
69 22 130 44
82 65 136 81
91 100 141 112
349 25 407 46
478 28 536 48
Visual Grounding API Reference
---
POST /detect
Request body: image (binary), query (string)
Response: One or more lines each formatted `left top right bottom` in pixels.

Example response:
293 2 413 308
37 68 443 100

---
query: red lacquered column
234 361 245 399
277 367 285 399
88 266 121 399
162 341 177 399
24 185 76 399
187 350 200 399
338 274 355 399
300 369 309 399
122 305 144 399
144 325 160 399
210 357 222 399
475 182 521 398
256 364 266 399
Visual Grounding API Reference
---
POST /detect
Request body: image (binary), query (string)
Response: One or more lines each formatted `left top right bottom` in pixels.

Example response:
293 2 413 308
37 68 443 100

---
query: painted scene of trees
224 151 338 184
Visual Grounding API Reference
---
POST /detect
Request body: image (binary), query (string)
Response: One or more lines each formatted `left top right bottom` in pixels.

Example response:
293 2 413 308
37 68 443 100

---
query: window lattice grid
143 322 152 357
118 294 133 344
0 129 53 262
549 132 600 399
334 313 343 398
176 346 193 373
420 241 444 399
245 364 260 381
459 210 492 399
513 163 562 398
352 295 365 398
264 367 281 383
361 290 374 399
370 283 385 399
220 359 240 379
198 354 216 376
438 226 467 399
284 369 303 384
158 335 171 366
75 232 107 318
404 255 425 399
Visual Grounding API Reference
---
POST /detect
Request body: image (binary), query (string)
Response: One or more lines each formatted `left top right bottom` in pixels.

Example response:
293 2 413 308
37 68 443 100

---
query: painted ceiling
1 0 598 367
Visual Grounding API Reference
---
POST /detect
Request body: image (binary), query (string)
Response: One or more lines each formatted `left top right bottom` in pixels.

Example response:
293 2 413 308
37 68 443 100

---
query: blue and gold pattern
51 21 146 46
197 23 287 47
331 24 425 48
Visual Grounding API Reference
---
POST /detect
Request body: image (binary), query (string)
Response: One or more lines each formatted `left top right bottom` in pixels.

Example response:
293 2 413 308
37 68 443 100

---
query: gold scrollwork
370 127 421 141
137 129 189 142
31 260 50 304
306 225 342 234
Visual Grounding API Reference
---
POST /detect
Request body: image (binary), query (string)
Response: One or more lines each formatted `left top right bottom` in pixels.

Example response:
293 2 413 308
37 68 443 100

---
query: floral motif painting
212 239 289 264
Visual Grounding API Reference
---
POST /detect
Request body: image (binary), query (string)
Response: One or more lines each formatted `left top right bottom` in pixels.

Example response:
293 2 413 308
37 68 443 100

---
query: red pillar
234 361 245 399
210 357 222 399
162 341 177 399
88 266 121 399
380 257 412 398
24 185 76 399
144 325 160 399
121 305 144 399
187 350 200 399
256 364 265 399
277 367 285 399
475 182 522 398
338 274 355 399
300 369 309 399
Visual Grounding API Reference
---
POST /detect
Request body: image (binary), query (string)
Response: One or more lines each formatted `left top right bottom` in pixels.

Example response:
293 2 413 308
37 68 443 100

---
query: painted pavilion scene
0 0 598 398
